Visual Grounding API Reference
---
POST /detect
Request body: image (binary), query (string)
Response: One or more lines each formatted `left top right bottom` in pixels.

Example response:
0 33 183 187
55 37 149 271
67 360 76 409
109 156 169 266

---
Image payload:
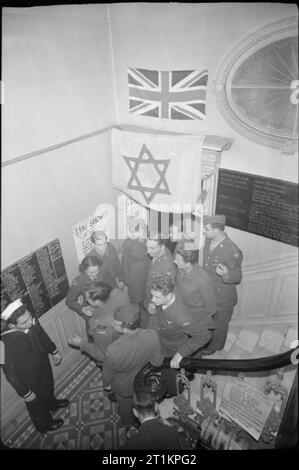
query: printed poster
72 209 109 262
219 380 275 441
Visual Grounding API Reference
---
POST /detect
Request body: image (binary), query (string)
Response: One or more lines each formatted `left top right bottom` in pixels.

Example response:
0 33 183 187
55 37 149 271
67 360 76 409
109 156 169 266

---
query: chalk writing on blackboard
216 169 298 247
1 239 69 319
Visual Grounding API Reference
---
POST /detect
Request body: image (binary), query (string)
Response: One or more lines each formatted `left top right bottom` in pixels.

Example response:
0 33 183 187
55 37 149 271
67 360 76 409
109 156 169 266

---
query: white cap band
1 299 23 321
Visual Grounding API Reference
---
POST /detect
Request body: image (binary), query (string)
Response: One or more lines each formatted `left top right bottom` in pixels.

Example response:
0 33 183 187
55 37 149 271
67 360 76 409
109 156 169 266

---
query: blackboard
1 239 70 319
215 169 298 247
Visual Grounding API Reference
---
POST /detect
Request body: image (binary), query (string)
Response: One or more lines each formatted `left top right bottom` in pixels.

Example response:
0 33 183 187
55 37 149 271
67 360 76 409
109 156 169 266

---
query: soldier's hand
52 351 62 366
216 263 228 277
82 306 93 317
170 352 183 369
67 335 83 348
147 302 157 315
24 391 36 402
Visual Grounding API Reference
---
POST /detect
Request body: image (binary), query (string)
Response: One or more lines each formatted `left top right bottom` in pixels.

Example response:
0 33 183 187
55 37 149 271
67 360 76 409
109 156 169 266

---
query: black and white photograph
1 1 298 456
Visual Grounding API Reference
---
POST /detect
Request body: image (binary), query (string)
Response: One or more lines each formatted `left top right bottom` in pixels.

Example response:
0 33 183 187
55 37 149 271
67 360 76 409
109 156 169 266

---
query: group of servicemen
1 214 242 449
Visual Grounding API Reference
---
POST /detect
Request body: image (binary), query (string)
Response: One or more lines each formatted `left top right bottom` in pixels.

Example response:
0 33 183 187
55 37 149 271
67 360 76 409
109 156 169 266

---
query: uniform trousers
25 361 60 433
205 304 234 352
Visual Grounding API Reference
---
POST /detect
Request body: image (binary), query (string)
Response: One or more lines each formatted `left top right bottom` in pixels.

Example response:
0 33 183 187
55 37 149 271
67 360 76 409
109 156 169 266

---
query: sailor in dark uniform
1 299 69 433
202 214 243 353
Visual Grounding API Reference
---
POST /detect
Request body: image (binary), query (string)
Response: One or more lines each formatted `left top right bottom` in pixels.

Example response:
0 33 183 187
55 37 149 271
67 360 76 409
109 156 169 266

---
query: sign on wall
219 380 275 441
215 169 298 246
72 208 109 262
1 239 69 319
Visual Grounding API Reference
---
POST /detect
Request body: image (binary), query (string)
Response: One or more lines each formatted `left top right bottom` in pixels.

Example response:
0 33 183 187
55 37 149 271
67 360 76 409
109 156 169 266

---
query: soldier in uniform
149 274 212 368
202 214 243 353
67 280 131 363
102 304 163 430
174 246 217 322
121 219 150 306
65 255 105 340
144 234 177 328
1 299 69 433
89 230 124 289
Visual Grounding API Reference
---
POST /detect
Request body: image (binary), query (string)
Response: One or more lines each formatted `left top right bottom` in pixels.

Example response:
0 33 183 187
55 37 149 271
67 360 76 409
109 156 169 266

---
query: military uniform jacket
89 288 131 329
89 242 123 287
65 272 96 316
152 295 211 358
176 264 217 319
203 233 243 306
145 248 176 303
1 321 56 397
121 238 151 303
102 329 163 397
126 417 185 450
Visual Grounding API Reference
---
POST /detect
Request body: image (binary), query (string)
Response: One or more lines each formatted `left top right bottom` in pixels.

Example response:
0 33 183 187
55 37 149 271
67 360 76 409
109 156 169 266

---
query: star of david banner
111 128 203 213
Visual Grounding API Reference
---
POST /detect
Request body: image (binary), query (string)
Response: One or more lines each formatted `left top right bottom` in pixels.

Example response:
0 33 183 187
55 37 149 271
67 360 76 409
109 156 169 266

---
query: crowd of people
1 214 242 449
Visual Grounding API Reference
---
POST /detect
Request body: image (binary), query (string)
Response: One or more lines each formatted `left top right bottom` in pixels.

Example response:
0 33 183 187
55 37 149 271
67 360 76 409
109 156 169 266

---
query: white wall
2 3 118 279
1 4 118 435
2 4 116 161
1 3 298 437
108 2 298 265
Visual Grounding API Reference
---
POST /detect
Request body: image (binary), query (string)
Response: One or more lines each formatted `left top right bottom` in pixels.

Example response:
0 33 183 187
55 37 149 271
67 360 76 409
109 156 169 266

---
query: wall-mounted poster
72 208 109 262
1 239 69 319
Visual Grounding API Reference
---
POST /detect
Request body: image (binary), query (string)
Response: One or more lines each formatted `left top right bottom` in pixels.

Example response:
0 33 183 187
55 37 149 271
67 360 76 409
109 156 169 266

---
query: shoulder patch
233 252 240 258
182 322 191 327
71 280 78 286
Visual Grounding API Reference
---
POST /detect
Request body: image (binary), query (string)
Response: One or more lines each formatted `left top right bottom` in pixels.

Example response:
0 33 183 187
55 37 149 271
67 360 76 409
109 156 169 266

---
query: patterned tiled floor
2 356 127 450
2 321 297 450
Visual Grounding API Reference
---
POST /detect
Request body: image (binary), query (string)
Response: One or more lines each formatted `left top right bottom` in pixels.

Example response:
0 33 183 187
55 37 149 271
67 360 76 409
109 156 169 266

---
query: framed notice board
215 169 298 247
1 239 70 319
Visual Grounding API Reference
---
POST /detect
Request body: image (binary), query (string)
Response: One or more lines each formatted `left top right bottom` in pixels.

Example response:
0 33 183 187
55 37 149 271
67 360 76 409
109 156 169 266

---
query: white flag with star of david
111 128 203 213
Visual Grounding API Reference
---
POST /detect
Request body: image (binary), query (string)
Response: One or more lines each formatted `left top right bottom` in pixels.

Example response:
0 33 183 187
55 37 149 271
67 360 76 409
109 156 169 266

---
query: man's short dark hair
133 392 157 417
151 273 175 295
90 230 108 244
85 281 113 302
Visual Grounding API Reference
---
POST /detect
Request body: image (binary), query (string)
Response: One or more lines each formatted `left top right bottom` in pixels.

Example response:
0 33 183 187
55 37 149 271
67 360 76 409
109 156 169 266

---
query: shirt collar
161 294 176 310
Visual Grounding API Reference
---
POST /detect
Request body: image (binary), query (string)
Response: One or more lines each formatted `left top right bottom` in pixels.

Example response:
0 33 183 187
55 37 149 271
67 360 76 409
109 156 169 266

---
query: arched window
215 17 298 154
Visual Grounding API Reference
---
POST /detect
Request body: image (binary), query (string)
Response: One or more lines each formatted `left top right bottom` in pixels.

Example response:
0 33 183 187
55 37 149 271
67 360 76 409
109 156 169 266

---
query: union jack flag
128 68 208 120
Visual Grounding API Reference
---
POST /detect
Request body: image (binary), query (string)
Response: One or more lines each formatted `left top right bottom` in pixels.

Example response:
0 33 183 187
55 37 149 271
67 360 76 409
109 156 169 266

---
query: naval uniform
202 233 243 352
89 242 123 288
1 320 62 433
121 238 151 304
102 329 163 426
148 295 212 359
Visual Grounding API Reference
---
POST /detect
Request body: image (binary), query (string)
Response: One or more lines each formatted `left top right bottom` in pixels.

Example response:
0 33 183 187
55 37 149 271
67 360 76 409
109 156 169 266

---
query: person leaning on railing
148 274 213 369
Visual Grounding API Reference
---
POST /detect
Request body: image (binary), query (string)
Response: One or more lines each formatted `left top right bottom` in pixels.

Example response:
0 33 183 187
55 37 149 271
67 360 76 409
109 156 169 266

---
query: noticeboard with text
215 169 298 247
1 239 70 319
